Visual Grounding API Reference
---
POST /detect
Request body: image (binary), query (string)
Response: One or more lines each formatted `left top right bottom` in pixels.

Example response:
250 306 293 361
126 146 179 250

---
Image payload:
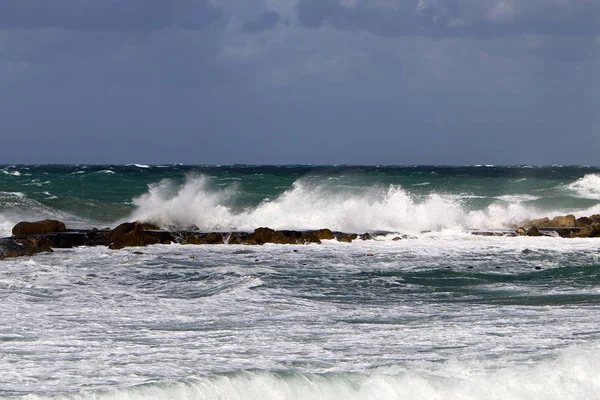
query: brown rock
526 226 542 236
530 218 550 228
12 220 66 236
576 217 593 227
109 221 159 247
577 222 600 238
251 228 293 245
337 235 353 243
141 222 161 230
303 229 335 244
548 215 576 228
516 227 526 236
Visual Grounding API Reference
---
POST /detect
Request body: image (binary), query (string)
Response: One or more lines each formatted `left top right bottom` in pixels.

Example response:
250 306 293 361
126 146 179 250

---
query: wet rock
576 217 593 227
337 235 353 243
392 236 402 241
85 230 112 246
184 232 224 245
0 238 53 259
251 227 293 245
526 226 542 236
141 222 161 230
12 219 66 236
303 229 335 243
577 222 600 238
144 230 176 244
516 227 526 236
109 222 159 247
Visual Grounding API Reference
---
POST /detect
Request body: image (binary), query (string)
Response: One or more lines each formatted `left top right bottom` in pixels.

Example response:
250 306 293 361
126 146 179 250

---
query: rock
109 242 125 250
251 228 293 245
548 215 576 227
577 222 600 238
516 227 526 236
109 221 159 247
392 236 402 241
85 230 112 246
141 222 161 230
0 238 53 259
576 217 593 227
143 230 175 244
526 226 542 236
12 220 66 236
302 229 335 244
530 217 550 228
337 235 353 243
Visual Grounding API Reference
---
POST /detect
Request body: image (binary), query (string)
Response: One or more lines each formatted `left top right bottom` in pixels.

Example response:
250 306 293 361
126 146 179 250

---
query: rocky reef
2 214 600 259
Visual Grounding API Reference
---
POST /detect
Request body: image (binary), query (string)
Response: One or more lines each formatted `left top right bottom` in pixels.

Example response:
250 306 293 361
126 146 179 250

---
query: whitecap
565 174 600 199
129 175 549 233
126 163 151 169
1 169 21 176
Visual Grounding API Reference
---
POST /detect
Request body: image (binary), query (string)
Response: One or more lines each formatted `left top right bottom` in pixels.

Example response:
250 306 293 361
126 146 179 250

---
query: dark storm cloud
243 11 282 33
0 0 224 31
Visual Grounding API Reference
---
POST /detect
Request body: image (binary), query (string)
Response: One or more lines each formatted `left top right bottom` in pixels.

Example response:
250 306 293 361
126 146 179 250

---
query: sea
1 164 600 399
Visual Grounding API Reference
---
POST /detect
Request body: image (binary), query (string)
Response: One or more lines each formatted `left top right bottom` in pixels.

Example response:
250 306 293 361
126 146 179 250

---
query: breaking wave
21 342 600 400
131 175 570 233
566 174 600 199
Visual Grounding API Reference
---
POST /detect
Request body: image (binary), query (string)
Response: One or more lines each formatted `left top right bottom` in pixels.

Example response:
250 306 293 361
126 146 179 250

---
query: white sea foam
566 174 600 199
96 170 115 175
22 343 600 400
496 194 540 203
126 163 151 169
131 175 557 233
1 169 20 176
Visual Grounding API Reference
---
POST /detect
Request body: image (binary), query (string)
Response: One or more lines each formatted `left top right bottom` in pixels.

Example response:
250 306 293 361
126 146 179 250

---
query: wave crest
566 174 600 199
131 175 548 233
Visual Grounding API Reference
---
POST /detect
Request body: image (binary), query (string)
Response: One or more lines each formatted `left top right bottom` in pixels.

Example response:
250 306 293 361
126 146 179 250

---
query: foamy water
130 175 597 233
2 165 600 399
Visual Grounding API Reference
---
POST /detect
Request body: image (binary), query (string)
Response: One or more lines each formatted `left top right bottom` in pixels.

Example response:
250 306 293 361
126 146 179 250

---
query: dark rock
251 227 293 245
305 229 335 241
109 242 125 250
183 232 224 244
0 238 53 259
526 227 542 236
516 227 526 236
141 230 175 244
12 219 66 236
392 236 402 241
109 222 159 247
577 222 600 238
337 235 353 243
85 230 112 246
576 217 593 227
141 222 161 230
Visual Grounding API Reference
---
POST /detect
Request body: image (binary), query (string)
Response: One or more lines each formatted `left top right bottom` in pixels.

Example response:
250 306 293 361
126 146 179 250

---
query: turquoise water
1 165 600 399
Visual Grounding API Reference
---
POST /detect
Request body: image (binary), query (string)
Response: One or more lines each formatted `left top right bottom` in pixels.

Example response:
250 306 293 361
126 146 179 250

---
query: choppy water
1 165 600 399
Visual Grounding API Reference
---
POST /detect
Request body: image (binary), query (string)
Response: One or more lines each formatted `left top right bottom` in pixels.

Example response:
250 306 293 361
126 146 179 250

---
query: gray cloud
295 0 600 38
243 11 282 33
0 0 224 31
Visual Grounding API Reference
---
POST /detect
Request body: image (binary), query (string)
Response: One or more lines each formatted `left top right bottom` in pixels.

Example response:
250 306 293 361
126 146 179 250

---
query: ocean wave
496 194 541 203
566 174 600 199
126 163 151 169
130 175 560 233
21 343 600 400
1 169 20 176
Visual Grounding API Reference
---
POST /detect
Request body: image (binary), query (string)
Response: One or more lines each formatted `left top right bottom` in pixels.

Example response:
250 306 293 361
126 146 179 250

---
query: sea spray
130 175 572 233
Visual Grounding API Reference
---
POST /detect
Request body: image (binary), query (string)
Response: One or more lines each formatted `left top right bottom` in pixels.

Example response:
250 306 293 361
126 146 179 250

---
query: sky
0 0 598 165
